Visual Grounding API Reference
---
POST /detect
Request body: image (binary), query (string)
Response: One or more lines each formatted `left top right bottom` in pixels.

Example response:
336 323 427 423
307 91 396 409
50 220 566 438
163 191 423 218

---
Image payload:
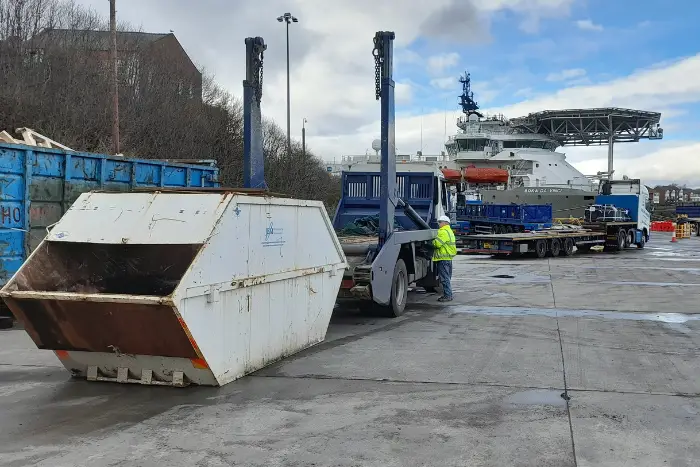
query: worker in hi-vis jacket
433 216 457 302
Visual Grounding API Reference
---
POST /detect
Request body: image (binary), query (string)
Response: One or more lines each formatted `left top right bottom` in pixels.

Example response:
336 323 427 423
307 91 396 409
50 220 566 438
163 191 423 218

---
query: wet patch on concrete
503 389 567 407
447 305 700 322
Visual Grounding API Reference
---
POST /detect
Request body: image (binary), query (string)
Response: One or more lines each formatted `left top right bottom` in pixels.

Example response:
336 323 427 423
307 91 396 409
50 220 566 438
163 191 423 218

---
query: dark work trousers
436 260 453 298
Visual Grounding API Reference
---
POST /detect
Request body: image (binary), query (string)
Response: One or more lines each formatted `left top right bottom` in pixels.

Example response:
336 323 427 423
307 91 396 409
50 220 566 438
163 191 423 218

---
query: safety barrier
651 221 675 232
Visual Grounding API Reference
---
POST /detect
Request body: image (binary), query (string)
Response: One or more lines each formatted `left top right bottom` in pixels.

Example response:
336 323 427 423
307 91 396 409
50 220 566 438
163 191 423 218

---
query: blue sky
83 0 700 185
395 0 700 140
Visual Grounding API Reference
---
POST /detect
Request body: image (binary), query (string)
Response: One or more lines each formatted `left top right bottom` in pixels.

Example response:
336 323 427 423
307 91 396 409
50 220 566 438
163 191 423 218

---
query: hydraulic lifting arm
243 37 267 189
373 31 396 249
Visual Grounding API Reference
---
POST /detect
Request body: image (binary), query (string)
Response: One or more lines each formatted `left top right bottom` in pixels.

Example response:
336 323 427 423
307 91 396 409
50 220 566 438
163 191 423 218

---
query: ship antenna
459 71 484 119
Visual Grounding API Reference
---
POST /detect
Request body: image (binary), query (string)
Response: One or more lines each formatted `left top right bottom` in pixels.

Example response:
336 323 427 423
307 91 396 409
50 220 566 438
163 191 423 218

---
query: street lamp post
302 118 307 157
277 12 298 159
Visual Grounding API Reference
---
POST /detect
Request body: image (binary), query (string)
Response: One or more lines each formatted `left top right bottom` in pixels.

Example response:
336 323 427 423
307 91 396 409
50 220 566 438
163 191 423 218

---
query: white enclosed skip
0 190 347 387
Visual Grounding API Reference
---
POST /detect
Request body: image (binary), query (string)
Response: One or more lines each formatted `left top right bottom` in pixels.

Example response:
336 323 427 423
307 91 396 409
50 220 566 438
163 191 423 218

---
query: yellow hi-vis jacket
433 224 457 261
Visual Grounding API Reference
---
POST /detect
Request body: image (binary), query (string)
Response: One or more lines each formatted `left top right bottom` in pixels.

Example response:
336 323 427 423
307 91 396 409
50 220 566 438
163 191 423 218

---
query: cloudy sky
83 0 699 186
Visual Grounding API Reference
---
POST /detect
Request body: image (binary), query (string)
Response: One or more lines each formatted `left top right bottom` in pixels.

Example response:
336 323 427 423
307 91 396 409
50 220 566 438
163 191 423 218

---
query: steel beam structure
510 108 663 146
242 36 267 189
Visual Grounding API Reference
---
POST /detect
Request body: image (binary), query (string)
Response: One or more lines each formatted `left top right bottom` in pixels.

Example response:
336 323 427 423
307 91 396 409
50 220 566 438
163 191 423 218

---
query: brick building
648 185 700 204
25 29 202 101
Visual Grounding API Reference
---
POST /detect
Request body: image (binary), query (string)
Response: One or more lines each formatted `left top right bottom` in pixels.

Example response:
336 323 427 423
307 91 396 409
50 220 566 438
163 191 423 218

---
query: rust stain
5 297 199 359
176 316 205 360
190 358 209 369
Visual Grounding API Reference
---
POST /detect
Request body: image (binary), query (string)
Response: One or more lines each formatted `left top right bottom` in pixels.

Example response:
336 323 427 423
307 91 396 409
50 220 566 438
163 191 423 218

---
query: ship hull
479 187 597 219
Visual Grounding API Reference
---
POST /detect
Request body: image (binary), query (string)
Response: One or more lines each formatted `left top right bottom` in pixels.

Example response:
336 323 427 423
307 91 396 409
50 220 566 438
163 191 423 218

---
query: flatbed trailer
460 221 645 258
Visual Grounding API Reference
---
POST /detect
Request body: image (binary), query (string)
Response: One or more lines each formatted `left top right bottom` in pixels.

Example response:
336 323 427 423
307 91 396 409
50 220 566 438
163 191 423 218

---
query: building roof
29 28 170 51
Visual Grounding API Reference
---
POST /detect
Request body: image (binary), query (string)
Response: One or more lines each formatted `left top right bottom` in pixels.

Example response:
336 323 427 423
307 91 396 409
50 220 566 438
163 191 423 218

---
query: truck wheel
535 239 547 258
383 259 408 317
616 230 626 251
493 225 501 234
505 225 514 233
563 238 575 256
549 238 561 257
636 235 646 249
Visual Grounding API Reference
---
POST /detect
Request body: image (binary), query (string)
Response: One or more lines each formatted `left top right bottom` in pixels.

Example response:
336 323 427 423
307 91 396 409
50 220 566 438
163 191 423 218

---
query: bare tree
0 0 341 211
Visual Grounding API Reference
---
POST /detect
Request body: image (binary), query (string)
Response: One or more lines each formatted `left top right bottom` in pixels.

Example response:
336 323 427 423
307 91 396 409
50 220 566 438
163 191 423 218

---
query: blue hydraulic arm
372 31 396 250
243 36 267 189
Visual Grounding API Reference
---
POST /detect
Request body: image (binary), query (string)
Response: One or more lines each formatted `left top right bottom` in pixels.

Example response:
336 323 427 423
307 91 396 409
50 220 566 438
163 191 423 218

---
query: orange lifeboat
440 168 462 182
463 166 509 184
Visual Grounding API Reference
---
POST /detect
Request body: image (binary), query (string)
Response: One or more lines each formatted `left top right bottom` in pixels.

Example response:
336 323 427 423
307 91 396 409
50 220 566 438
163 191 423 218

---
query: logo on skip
263 222 285 247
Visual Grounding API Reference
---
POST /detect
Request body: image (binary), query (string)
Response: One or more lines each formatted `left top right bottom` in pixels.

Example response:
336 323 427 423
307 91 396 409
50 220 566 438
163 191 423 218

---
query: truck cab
332 163 447 316
596 179 651 242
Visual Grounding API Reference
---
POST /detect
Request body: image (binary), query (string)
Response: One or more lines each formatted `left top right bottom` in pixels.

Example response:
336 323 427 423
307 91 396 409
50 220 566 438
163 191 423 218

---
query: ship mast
457 72 484 131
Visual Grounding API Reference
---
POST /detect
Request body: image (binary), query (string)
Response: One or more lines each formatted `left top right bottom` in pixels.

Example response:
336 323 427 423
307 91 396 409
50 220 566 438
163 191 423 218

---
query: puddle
503 390 566 407
654 313 692 323
449 305 700 324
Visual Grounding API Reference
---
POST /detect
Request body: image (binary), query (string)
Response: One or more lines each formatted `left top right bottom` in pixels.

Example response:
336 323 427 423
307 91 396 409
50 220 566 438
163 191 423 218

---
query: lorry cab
597 179 651 241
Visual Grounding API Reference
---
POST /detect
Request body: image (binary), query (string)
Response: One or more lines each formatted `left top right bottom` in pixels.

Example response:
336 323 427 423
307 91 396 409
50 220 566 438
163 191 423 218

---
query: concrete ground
0 232 698 466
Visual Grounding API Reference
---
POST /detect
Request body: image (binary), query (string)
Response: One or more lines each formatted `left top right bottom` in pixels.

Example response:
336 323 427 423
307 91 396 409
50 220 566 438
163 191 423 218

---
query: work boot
438 296 453 302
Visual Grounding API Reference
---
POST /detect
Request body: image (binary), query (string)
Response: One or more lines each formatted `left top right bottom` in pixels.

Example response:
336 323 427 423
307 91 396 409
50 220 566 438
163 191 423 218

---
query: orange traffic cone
671 223 677 243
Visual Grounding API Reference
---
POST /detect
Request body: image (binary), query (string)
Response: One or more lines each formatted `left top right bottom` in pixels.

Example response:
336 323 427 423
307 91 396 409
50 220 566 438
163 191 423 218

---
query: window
503 140 546 149
457 138 488 151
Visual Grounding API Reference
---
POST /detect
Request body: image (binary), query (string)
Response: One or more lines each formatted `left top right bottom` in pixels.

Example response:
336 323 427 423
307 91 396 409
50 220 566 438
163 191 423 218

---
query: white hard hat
438 215 451 223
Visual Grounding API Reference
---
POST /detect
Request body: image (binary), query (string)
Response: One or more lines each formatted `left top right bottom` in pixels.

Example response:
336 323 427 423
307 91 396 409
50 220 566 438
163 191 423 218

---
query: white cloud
311 52 700 186
395 82 414 105
576 19 604 31
546 68 586 82
486 54 700 117
568 141 700 186
427 52 460 75
514 87 533 97
430 77 457 90
75 0 698 187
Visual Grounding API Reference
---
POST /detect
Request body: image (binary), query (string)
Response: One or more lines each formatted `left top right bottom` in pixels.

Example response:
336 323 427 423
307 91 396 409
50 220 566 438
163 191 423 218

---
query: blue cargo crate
676 205 700 218
0 142 219 286
456 203 552 225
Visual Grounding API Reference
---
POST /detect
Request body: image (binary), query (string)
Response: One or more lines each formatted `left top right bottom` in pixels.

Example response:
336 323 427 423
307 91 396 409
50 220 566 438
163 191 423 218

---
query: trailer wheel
563 238 575 256
535 239 547 258
549 238 561 257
